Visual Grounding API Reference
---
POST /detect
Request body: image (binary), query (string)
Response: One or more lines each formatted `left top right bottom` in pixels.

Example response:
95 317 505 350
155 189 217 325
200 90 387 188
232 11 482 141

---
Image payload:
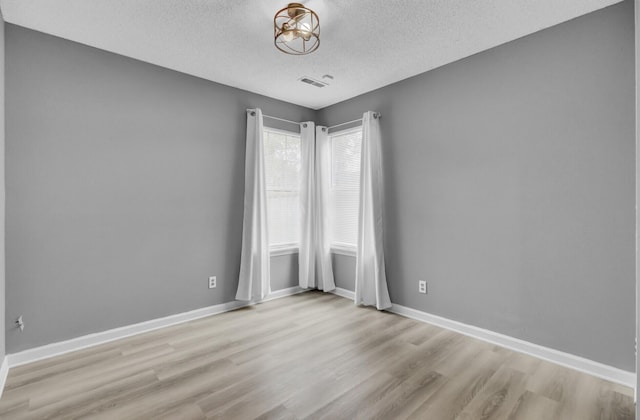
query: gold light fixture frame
274 3 320 55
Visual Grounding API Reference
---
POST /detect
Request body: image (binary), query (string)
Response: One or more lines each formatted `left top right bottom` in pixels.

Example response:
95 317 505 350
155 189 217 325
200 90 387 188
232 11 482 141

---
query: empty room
0 0 637 419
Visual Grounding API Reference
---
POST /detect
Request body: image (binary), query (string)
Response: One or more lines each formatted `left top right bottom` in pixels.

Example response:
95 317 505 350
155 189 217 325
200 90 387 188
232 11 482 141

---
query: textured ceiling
0 0 623 109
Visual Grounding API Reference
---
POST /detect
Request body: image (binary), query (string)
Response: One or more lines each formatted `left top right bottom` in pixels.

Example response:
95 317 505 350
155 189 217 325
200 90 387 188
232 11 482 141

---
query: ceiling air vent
299 77 327 88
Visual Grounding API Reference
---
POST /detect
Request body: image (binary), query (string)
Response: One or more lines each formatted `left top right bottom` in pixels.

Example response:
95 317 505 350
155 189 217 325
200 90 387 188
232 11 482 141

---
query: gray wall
0 13 5 363
319 1 635 371
5 24 309 353
3 1 635 372
635 0 639 403
271 254 299 291
332 254 355 292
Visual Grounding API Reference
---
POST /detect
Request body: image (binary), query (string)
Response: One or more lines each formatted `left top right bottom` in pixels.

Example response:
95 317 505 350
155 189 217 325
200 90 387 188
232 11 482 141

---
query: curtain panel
236 108 271 301
355 111 392 310
299 123 335 291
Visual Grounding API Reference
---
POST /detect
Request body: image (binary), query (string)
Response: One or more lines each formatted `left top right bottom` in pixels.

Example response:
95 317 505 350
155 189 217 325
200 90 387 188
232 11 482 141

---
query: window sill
270 245 299 257
269 244 356 257
331 244 357 257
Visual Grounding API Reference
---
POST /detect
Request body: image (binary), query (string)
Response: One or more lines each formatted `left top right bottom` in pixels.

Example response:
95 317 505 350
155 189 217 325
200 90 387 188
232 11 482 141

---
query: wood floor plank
0 291 633 420
455 366 528 420
406 348 505 420
154 403 206 420
5 348 124 391
506 391 559 420
20 370 160 420
0 399 28 418
15 344 175 410
252 404 299 420
306 370 403 419
598 390 636 420
342 366 448 420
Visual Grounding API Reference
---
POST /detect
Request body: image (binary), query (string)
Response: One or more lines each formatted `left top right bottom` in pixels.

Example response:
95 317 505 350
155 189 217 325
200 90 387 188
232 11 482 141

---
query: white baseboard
0 357 8 399
6 285 634 390
330 288 635 389
6 286 304 368
332 287 355 300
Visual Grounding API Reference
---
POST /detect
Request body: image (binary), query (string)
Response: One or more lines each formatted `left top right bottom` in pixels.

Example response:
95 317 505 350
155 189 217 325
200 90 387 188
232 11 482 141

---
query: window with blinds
263 128 301 248
329 127 362 249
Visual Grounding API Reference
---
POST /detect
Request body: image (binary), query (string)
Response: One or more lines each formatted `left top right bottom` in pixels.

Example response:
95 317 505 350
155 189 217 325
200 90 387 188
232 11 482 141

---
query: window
329 127 362 251
263 128 301 252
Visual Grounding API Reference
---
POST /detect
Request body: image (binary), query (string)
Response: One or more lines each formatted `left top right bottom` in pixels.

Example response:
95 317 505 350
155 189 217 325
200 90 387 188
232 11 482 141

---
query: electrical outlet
209 276 217 289
419 280 427 294
16 315 24 332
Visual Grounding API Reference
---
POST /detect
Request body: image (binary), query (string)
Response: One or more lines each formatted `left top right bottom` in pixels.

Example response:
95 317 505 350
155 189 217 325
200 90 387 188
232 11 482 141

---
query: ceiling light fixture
274 3 320 55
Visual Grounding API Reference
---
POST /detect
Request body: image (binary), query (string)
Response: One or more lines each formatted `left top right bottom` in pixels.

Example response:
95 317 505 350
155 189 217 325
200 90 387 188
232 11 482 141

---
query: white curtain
236 108 271 301
299 123 335 291
315 126 335 291
355 111 391 310
299 122 316 289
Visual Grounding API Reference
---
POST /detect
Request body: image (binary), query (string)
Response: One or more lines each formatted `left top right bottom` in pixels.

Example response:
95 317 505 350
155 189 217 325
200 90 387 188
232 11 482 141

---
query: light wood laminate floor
0 291 634 419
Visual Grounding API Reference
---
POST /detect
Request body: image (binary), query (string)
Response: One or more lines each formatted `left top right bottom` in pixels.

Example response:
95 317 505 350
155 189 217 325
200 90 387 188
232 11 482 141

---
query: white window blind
263 128 301 248
329 127 362 248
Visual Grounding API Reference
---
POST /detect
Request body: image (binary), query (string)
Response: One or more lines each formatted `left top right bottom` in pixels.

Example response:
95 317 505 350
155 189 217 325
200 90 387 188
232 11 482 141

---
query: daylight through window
329 127 362 248
263 128 301 248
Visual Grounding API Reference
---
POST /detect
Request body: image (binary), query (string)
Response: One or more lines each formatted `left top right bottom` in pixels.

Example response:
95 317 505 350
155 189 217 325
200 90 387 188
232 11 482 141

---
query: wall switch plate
419 280 427 294
209 276 217 289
